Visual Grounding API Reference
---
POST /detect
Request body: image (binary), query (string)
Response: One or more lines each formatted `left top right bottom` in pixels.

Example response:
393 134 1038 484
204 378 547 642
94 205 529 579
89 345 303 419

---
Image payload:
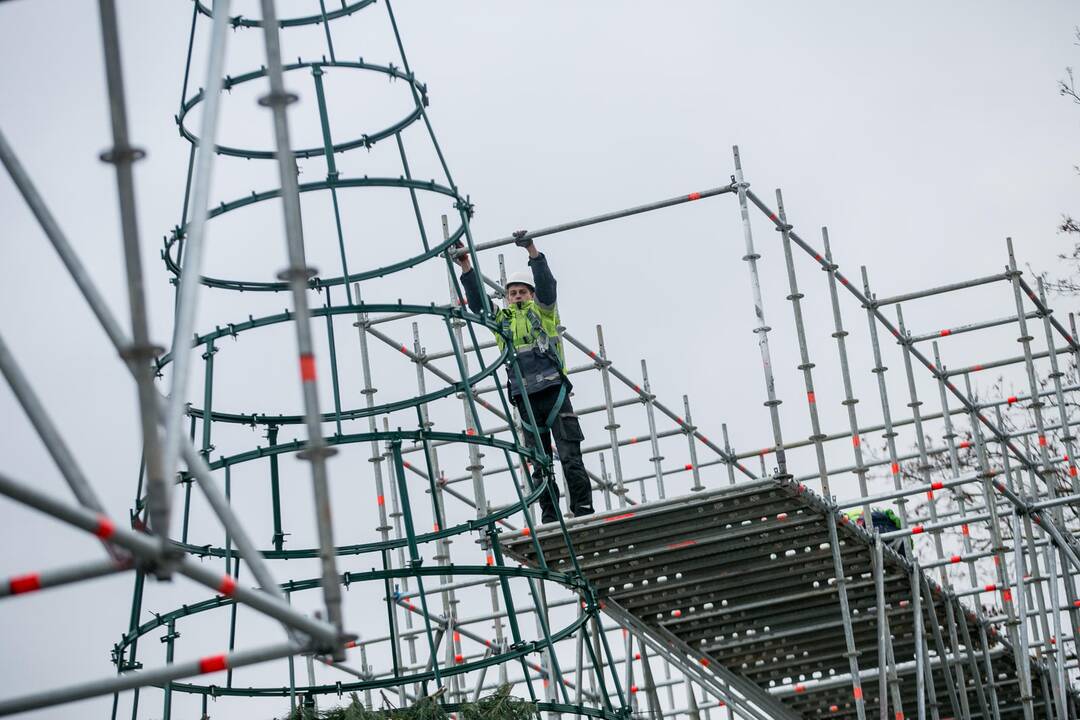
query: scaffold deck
502 478 1060 719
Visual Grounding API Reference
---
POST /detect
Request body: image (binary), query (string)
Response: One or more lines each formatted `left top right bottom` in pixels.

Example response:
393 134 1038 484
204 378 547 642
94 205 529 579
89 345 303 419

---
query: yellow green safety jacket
460 253 568 398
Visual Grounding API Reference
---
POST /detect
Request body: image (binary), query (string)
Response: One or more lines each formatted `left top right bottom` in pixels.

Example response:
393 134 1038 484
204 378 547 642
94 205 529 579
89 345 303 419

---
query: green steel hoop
176 60 428 160
162 178 469 292
193 0 377 29
156 303 508 426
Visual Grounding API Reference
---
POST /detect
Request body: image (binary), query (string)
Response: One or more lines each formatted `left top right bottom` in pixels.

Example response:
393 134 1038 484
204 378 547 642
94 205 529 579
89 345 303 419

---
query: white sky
1 2 1078 718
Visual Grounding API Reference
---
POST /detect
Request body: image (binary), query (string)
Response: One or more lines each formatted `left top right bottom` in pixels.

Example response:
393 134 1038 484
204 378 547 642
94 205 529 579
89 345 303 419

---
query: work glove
512 230 532 247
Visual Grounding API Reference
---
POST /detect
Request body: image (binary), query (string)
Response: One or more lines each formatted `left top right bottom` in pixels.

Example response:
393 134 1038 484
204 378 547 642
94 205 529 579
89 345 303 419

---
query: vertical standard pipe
821 231 872 520
826 516 868 720
256 0 343 649
733 147 787 477
774 191 829 496
97 0 169 547
597 325 627 505
682 396 703 491
911 560 927 720
641 359 665 499
874 538 889 720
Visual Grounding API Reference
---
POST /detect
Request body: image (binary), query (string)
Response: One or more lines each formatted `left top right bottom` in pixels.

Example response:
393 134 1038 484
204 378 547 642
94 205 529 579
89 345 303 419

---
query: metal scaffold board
501 477 1059 719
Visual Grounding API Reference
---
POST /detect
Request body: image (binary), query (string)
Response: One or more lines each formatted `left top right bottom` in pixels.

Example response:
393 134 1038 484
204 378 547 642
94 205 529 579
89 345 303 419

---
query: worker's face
507 283 534 305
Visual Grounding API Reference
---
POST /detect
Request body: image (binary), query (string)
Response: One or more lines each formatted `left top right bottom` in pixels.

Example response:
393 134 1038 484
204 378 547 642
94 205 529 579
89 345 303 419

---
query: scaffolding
1 2 1080 720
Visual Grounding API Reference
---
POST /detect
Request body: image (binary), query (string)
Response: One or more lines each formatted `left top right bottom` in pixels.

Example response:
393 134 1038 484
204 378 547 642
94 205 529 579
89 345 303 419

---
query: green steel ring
163 177 467 292
172 427 554 561
193 0 377 29
156 303 508 426
177 60 426 160
115 565 600 701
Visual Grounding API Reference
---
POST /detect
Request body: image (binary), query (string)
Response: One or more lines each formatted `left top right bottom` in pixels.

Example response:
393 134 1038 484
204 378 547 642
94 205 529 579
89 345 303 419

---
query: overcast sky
1 2 1078 718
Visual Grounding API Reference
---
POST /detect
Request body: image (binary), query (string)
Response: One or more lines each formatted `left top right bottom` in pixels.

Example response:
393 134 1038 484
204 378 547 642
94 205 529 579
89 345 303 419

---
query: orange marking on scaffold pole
672 609 682 617
454 654 464 663
1039 435 1047 446
684 464 694 471
299 353 316 382
634 652 641 660
950 555 961 564
807 391 816 404
911 525 924 534
853 686 863 700
629 436 638 444
958 441 970 449
961 524 969 536
199 654 229 674
687 192 702 201
927 490 935 500
218 575 237 596
521 527 530 536
667 540 697 549
486 554 494 566
931 481 944 491
1002 589 1013 603
830 705 839 713
605 512 635 522
891 462 900 475
852 435 861 447
984 584 997 592
939 329 952 337
699 658 710 667
794 683 805 694
9 573 41 595
94 515 116 540
972 364 984 371
377 495 385 506
1007 395 1018 405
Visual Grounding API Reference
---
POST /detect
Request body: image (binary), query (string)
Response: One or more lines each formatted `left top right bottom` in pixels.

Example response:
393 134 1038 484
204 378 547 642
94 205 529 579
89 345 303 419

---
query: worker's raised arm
453 248 486 314
514 231 556 308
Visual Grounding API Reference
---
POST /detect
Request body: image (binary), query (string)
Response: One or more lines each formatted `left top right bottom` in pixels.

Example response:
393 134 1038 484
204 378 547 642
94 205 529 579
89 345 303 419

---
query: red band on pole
218 575 237 597
911 525 924 534
687 192 702 201
807 391 816 404
94 515 116 540
794 683 805 694
199 654 229 674
376 495 385 506
699 658 709 666
684 464 694 471
950 554 961 564
931 481 944 490
454 654 464 663
1007 396 1018 405
958 441 970 449
961 523 969 536
852 435 861 447
891 462 900 475
486 554 494 566
667 540 696 549
1002 589 1013 603
926 490 935 500
853 686 863 700
605 512 635 522
9 573 41 595
939 329 951 337
1039 435 1047 446
768 212 779 223
972 364 984 371
299 353 316 382
984 584 997 592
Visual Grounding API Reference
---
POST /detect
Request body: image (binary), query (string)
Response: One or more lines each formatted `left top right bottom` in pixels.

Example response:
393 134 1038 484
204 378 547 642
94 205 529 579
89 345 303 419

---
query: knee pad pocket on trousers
555 414 584 443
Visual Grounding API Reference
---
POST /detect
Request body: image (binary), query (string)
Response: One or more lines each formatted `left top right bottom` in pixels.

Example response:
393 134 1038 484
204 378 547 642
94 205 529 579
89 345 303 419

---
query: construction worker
454 232 594 524
845 507 907 557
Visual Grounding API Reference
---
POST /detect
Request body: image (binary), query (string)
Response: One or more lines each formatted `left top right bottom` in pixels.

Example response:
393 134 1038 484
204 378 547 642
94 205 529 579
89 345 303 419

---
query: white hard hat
505 270 535 292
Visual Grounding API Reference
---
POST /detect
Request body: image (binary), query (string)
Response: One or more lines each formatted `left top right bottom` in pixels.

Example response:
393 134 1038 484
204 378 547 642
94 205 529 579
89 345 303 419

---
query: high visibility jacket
461 253 567 396
844 507 902 532
492 301 565 368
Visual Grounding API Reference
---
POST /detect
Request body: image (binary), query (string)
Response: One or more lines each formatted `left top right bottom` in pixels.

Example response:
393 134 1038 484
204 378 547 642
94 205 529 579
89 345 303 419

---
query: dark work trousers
513 385 594 523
